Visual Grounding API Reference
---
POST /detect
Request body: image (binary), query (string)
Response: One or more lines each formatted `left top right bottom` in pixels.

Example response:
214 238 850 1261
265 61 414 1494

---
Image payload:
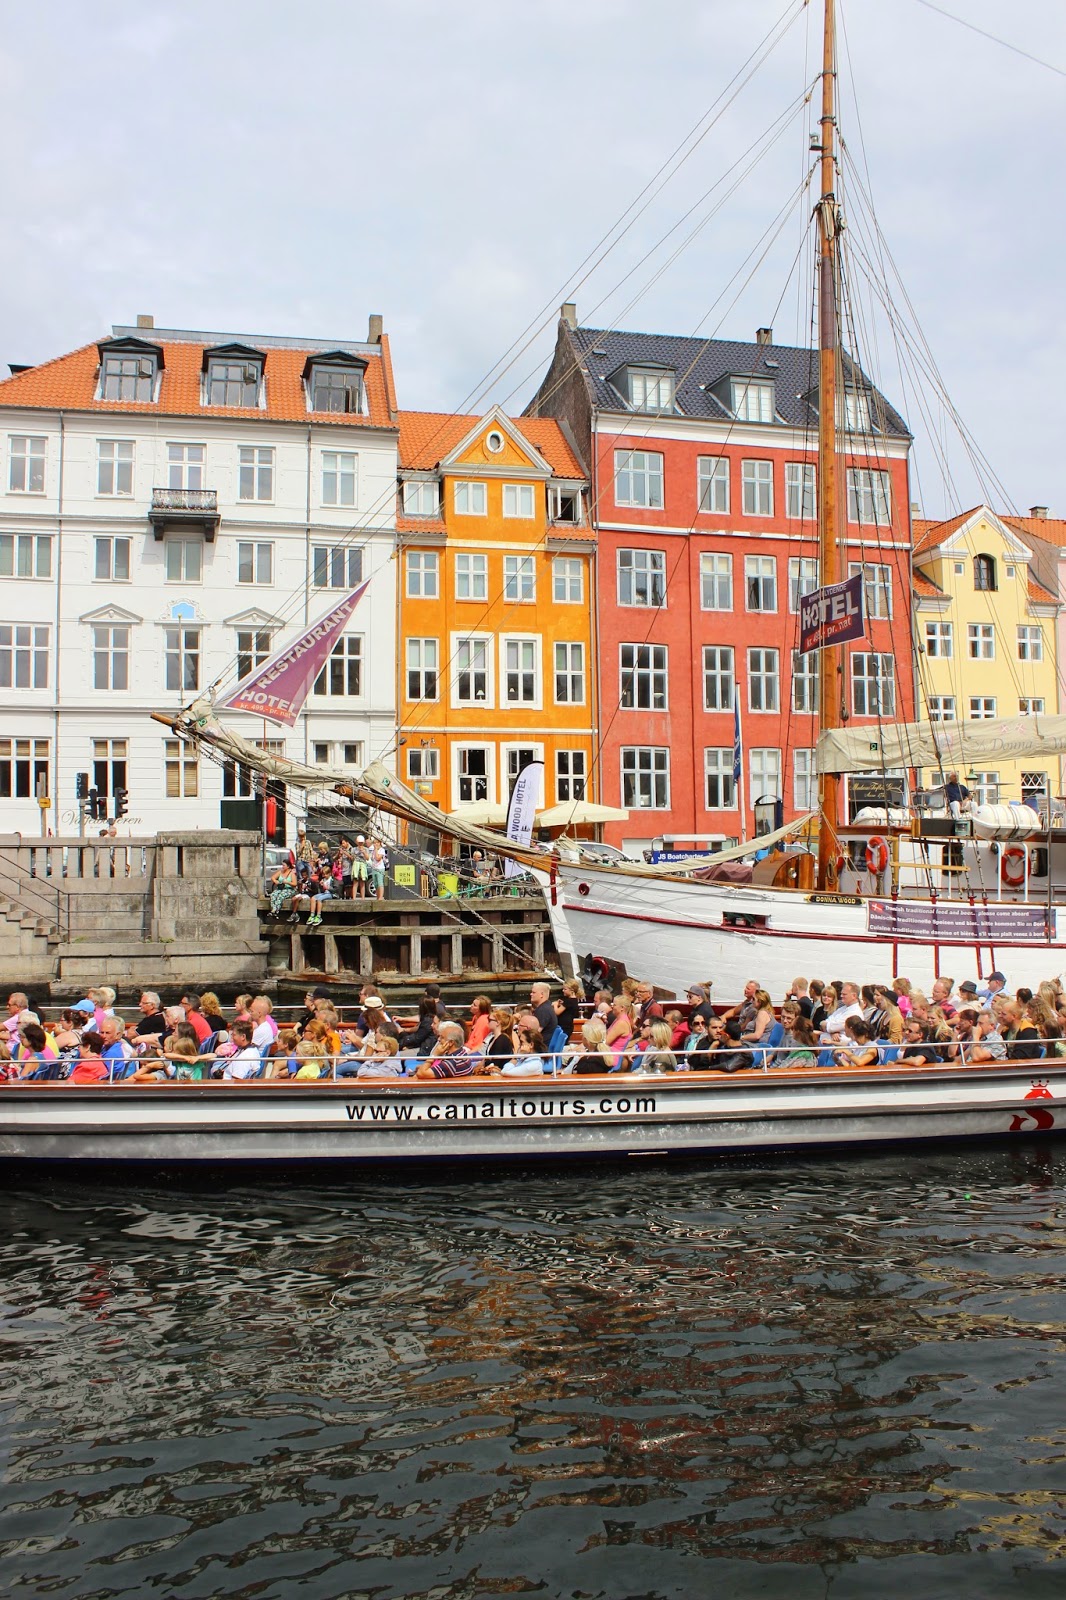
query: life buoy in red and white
1001 845 1027 887
865 835 889 874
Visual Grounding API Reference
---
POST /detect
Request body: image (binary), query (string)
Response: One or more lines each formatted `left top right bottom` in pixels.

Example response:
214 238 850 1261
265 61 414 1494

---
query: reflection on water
1 1147 1064 1599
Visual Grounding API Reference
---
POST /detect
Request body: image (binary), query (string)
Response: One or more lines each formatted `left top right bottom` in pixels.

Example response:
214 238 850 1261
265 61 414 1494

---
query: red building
526 307 915 852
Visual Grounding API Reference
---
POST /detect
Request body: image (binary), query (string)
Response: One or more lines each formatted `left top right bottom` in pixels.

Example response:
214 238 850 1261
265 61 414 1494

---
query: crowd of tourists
269 825 390 924
0 966 1062 1086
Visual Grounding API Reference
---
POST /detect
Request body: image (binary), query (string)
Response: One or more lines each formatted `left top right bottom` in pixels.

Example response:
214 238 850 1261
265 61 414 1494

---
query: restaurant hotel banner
798 572 865 654
220 582 369 727
504 759 544 878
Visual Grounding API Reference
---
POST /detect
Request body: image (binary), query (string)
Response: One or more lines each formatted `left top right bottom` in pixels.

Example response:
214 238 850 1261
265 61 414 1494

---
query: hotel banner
798 572 865 654
220 583 368 727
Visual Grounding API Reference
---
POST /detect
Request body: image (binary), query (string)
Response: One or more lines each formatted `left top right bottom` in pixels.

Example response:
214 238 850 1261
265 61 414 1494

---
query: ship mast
815 0 842 890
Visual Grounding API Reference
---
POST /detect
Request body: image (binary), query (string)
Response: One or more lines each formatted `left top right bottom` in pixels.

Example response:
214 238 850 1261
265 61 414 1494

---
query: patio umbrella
536 800 630 828
444 801 510 828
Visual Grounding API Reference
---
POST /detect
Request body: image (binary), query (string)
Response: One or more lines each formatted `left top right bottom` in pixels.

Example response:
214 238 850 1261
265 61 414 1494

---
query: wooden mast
815 0 842 890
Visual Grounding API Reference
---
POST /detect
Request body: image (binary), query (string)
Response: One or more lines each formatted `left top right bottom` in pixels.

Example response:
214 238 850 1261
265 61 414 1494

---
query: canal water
1 1148 1064 1598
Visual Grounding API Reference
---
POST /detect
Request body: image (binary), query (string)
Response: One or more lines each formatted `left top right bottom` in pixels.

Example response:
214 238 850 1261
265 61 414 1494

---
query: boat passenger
1003 1001 1043 1061
634 1022 677 1075
808 979 828 1030
945 771 970 818
956 980 980 1010
220 1022 262 1080
14 1021 58 1079
249 996 277 1051
293 1041 328 1080
741 990 774 1046
898 1019 941 1065
68 1032 109 1083
931 979 957 1021
892 977 913 1017
414 1021 477 1079
484 1008 515 1064
944 1009 980 1064
100 1016 134 1078
682 1013 714 1068
666 1009 690 1052
199 992 227 1035
498 1025 546 1077
592 989 614 1019
707 1019 752 1074
401 999 439 1063
634 981 665 1029
605 997 635 1061
466 995 493 1053
777 1010 819 1068
568 1020 615 1076
786 978 814 1021
354 1036 404 1079
265 1029 301 1078
132 992 166 1045
833 1018 879 1069
686 984 716 1027
3 992 30 1046
722 979 759 1033
529 981 556 1039
819 982 863 1047
181 993 214 1046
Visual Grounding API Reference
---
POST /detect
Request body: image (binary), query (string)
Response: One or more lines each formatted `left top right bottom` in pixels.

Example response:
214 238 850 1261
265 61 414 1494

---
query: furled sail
817 714 1066 775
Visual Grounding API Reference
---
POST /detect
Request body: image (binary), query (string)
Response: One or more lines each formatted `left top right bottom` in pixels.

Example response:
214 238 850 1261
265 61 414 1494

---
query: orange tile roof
912 508 982 553
396 514 447 536
1004 514 1066 548
913 570 947 598
1027 572 1058 605
0 336 396 429
398 410 585 479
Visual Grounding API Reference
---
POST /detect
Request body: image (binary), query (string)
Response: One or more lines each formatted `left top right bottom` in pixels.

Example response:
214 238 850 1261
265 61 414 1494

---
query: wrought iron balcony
149 487 221 541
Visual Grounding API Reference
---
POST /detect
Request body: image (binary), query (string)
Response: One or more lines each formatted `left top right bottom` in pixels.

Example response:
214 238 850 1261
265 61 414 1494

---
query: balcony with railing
149 487 221 540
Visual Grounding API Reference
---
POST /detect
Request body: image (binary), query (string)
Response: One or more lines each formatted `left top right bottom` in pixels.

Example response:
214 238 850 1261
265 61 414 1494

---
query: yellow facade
914 507 1060 807
396 408 595 817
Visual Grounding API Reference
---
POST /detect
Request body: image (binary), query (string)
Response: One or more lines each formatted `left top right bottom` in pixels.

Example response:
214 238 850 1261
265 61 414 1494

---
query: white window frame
0 532 52 580
788 556 819 612
8 436 46 494
453 480 487 516
0 737 49 801
614 450 664 509
407 746 440 782
553 640 585 705
502 483 535 519
237 541 273 585
238 445 274 503
405 550 439 599
455 552 488 601
791 649 819 715
927 696 956 722
747 646 779 713
732 380 774 423
163 625 200 693
502 635 540 707
556 748 587 802
969 696 997 720
851 652 896 717
1019 697 1045 716
621 746 670 810
452 634 492 707
402 480 439 517
702 645 734 713
1018 625 1043 662
314 633 363 697
454 742 493 804
924 620 953 658
96 439 134 497
321 450 357 507
749 747 782 803
406 637 439 702
704 748 737 811
164 737 199 798
741 459 773 516
628 369 674 411
94 535 131 583
503 744 545 802
167 442 205 491
697 456 729 514
236 629 272 679
312 544 362 589
785 462 816 520
745 554 777 612
92 624 130 691
846 467 891 526
848 561 893 619
552 557 583 603
967 623 995 660
617 548 666 608
164 538 202 583
503 554 536 602
620 643 668 711
793 748 817 811
699 552 732 611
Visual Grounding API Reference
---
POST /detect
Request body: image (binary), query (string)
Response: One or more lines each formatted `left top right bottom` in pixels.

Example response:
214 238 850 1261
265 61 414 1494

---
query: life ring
865 835 889 875
1001 845 1027 887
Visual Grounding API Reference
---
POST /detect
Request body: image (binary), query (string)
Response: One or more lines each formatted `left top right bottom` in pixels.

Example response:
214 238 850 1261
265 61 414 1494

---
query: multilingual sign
798 572 866 654
866 900 1054 941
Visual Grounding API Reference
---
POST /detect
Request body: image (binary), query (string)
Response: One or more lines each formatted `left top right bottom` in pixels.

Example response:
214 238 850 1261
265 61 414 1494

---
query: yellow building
396 407 594 816
913 506 1060 808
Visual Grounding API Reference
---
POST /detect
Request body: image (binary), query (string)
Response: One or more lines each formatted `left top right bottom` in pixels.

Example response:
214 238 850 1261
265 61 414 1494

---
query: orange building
396 406 594 816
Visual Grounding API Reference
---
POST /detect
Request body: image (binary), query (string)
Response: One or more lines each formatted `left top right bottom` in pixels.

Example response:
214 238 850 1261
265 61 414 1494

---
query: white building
0 316 399 840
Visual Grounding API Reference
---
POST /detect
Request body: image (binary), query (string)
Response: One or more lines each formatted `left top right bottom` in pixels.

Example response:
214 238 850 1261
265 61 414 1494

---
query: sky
1 0 1064 520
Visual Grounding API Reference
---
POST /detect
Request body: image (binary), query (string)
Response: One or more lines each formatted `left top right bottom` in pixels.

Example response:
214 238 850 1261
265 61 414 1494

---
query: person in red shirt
68 1032 109 1083
180 993 213 1045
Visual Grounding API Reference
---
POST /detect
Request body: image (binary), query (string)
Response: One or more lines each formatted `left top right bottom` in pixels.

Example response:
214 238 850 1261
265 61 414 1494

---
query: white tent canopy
537 800 630 828
817 714 1066 776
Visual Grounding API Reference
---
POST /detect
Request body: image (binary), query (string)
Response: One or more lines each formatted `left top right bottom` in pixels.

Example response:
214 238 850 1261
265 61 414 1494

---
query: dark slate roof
569 325 911 438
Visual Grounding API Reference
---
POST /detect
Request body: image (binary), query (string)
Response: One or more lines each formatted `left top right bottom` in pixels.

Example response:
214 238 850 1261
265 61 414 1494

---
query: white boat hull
1 1063 1061 1162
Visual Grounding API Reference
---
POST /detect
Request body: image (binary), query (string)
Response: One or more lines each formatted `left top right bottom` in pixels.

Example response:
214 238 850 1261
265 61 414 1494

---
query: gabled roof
1004 514 1066 548
559 324 910 437
398 411 585 478
0 327 396 428
912 511 980 553
913 506 1033 562
913 571 947 598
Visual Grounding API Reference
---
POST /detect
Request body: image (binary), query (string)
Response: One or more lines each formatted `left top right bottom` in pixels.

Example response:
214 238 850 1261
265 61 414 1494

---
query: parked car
552 840 638 867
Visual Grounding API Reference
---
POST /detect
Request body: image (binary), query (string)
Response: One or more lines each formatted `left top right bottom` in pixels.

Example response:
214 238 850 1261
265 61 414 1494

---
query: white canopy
817 714 1066 776
537 800 630 827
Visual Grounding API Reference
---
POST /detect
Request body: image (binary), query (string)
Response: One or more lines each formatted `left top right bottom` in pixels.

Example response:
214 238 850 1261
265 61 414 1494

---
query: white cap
356 834 366 843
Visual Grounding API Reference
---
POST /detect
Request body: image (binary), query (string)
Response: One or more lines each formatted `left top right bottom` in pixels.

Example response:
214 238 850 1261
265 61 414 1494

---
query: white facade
0 325 399 839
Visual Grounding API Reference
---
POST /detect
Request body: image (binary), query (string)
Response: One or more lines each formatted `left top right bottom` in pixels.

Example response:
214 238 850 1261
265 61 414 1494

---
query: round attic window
486 430 504 453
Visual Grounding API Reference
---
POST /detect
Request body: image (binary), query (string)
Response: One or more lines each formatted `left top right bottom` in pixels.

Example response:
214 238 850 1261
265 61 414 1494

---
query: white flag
503 760 543 877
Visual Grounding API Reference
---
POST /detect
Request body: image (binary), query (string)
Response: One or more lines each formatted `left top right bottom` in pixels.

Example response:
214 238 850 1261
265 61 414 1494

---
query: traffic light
114 788 128 820
75 772 89 801
87 788 102 821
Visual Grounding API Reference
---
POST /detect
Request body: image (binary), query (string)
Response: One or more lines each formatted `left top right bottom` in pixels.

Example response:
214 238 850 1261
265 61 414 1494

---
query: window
749 747 782 801
164 738 198 797
164 626 200 693
851 653 896 716
9 436 45 493
407 746 440 782
503 483 535 518
700 552 732 611
621 747 670 809
313 742 332 765
967 623 995 660
971 772 999 806
237 541 273 585
785 463 816 520
92 625 129 691
310 363 363 413
793 748 817 811
0 737 48 800
732 380 774 422
1006 565 1016 579
704 748 736 810
506 747 540 796
846 468 891 525
95 536 131 582
1020 697 1045 715
402 481 439 516
455 747 489 803
788 556 819 611
552 558 583 602
924 620 953 658
614 450 664 509
236 630 272 678
93 738 127 800
954 562 964 575
206 360 260 407
620 644 667 711
167 443 205 491
973 553 997 592
455 552 488 601
223 759 257 799
238 446 273 502
741 459 773 516
97 440 134 496
503 554 535 602
697 457 729 513
1022 771 1049 809
406 638 439 701
748 647 779 712
0 625 48 688
453 480 486 515
554 641 585 704
312 544 362 589
969 696 997 720
1018 625 1043 662
343 743 362 766
314 635 362 696
791 650 819 714
848 562 893 619
165 538 202 582
322 451 356 506
745 554 777 612
556 749 587 802
455 638 489 703
927 696 956 722
406 550 439 598
617 548 666 607
628 369 674 411
0 532 51 578
504 638 538 703
101 352 155 401
702 646 734 712
840 389 871 432
548 486 581 525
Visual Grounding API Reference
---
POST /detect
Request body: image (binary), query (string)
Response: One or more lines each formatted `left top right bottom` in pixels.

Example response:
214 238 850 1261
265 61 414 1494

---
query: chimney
756 326 772 346
367 313 383 344
560 301 577 330
911 501 922 518
1030 505 1049 520
136 313 154 329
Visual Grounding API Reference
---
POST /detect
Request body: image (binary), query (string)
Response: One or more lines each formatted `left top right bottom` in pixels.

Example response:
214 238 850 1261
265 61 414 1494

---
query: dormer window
97 337 162 402
203 345 264 407
839 387 872 432
305 352 367 414
402 480 439 517
731 379 775 423
973 553 997 592
627 368 675 412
